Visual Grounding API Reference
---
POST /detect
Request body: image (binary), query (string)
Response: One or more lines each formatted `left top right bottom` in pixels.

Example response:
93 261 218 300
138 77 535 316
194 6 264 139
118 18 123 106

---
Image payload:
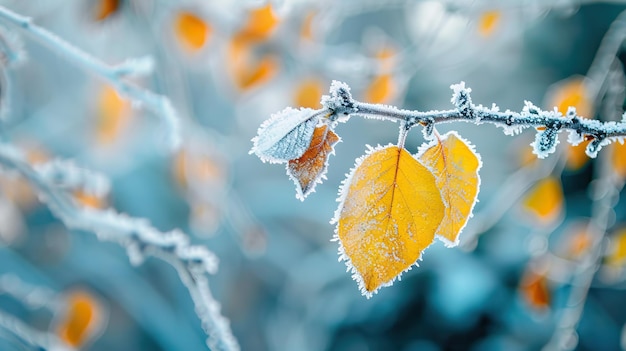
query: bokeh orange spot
173 150 226 189
175 11 211 51
611 142 626 179
93 0 119 21
294 78 323 108
607 228 626 266
522 177 564 225
566 229 592 259
301 11 316 41
235 5 279 43
364 74 395 104
96 85 130 144
74 190 106 209
57 290 103 347
477 10 501 37
519 269 551 310
566 140 591 171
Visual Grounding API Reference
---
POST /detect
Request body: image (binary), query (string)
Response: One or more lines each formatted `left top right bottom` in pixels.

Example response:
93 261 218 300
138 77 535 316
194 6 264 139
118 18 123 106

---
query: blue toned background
0 1 625 351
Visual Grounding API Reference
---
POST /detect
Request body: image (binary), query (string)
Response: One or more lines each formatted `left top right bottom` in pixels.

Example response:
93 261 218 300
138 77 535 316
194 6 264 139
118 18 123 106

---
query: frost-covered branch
0 309 74 351
0 6 180 149
319 81 626 158
0 144 238 351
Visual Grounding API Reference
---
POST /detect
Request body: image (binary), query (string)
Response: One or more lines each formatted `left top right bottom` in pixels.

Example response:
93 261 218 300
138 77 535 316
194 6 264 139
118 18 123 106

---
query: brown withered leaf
287 125 339 200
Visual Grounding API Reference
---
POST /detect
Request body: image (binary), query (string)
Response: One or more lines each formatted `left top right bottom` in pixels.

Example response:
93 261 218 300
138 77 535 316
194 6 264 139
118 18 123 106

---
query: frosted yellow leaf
418 132 482 246
287 125 340 200
93 0 119 21
477 10 501 37
335 145 444 296
364 74 395 104
56 290 105 347
545 76 594 119
96 85 130 144
294 78 323 108
566 140 591 171
235 4 279 43
174 11 211 51
521 176 564 225
519 268 551 310
607 228 626 266
611 142 626 178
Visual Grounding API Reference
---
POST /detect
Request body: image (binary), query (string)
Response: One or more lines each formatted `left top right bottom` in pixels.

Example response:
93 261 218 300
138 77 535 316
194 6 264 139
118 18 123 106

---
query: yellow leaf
335 145 444 296
477 10 501 37
93 0 119 22
364 74 395 104
288 125 340 200
611 142 626 179
96 85 130 144
294 78 323 108
56 290 105 347
607 228 626 266
521 176 564 225
174 11 211 51
418 132 482 246
235 4 279 43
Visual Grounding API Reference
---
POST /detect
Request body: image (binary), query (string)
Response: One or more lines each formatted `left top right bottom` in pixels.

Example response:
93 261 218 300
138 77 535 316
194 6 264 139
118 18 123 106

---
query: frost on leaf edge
330 143 439 298
415 130 483 248
249 107 320 164
285 125 342 201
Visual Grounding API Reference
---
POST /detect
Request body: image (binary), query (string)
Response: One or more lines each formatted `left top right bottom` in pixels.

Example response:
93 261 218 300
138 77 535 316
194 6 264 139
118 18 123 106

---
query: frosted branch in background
0 309 74 351
0 6 181 149
0 144 239 351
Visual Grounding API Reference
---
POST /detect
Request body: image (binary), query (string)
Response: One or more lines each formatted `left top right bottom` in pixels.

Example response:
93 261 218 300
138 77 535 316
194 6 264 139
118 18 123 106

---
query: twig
319 81 626 159
543 147 624 350
0 5 180 149
0 144 239 351
0 308 74 351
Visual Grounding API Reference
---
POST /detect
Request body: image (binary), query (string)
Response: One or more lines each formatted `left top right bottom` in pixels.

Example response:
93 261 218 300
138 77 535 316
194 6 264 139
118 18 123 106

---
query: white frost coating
531 128 560 159
34 160 111 197
450 81 472 111
250 107 318 163
321 80 352 111
113 56 155 77
567 129 585 146
415 131 482 248
0 24 26 66
331 144 436 298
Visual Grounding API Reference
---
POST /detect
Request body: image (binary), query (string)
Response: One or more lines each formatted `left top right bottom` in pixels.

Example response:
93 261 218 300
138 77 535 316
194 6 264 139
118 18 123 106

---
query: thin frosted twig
543 149 624 351
0 309 74 351
0 6 181 149
586 9 626 101
319 81 626 158
0 144 239 351
0 274 59 311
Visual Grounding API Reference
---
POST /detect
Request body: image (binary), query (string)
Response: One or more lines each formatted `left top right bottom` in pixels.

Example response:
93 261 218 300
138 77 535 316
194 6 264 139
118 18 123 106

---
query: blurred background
0 0 625 350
